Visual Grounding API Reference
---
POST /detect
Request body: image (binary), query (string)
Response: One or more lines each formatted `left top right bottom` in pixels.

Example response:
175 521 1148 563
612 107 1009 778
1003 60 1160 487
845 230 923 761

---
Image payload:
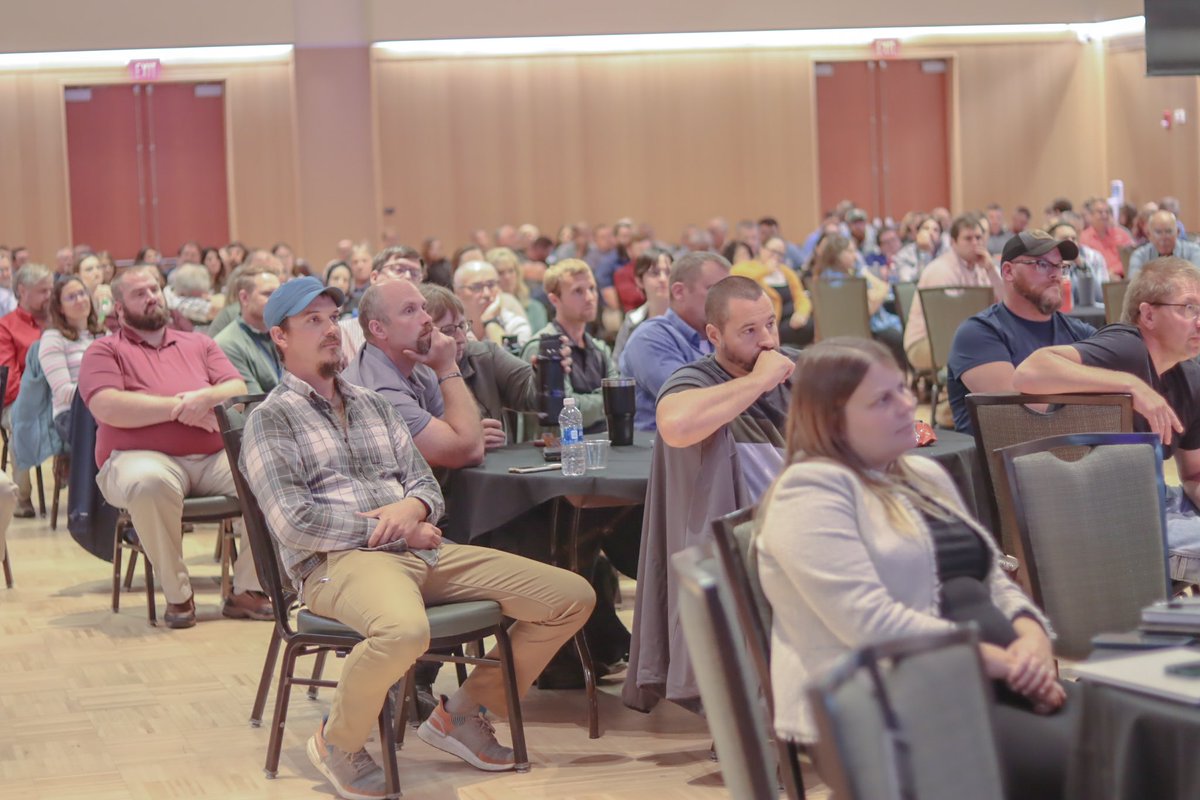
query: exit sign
872 39 901 59
128 59 162 81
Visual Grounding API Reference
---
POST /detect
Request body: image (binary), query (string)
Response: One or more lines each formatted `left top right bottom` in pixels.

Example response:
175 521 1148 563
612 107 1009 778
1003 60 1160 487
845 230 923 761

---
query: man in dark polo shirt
1014 257 1200 584
520 259 617 434
78 266 267 628
947 230 1095 433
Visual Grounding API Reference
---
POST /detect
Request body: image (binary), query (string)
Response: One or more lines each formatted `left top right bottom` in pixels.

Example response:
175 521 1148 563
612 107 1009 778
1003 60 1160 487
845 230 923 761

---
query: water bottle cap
563 397 576 407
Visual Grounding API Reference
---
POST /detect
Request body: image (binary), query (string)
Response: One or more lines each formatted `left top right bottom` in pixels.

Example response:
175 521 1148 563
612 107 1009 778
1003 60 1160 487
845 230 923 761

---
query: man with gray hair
1128 209 1200 278
0 263 52 516
454 260 532 346
618 251 731 430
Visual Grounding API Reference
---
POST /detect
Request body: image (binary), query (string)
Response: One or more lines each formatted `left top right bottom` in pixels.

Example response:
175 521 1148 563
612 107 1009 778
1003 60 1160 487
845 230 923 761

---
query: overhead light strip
0 44 293 70
375 17 1145 58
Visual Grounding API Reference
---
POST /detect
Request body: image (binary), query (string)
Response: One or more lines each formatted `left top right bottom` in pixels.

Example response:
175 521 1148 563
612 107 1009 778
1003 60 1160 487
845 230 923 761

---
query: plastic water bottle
559 397 586 476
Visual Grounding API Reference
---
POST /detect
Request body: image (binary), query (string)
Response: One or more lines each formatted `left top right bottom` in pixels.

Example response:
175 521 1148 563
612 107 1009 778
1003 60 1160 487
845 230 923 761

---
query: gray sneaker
416 695 514 771
307 719 391 800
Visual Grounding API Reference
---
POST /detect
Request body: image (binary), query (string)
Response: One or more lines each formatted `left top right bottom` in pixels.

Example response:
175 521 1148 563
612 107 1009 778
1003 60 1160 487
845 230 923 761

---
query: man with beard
625 276 796 713
342 280 485 469
1015 257 1200 586
241 278 593 796
945 230 1093 434
78 266 268 629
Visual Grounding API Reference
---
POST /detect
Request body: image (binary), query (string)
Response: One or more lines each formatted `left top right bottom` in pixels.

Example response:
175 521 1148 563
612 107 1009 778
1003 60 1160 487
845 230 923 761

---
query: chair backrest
0 364 8 417
893 282 918 333
918 286 995 371
672 544 780 800
1102 281 1128 325
808 628 1004 800
215 394 295 634
812 276 871 341
1000 432 1170 660
966 392 1133 558
710 507 770 696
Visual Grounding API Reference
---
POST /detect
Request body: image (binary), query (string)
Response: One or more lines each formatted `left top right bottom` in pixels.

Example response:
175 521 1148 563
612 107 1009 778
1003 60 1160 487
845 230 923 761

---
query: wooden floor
0 509 828 800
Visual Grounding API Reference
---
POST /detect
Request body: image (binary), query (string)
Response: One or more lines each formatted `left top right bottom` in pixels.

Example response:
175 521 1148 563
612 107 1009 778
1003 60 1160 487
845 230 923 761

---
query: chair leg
572 631 600 739
34 465 45 516
50 460 62 531
377 686 402 798
777 739 807 800
307 650 328 700
219 519 233 601
144 556 156 626
495 625 530 771
2 547 11 589
393 667 415 747
123 549 138 590
265 643 301 778
250 627 283 727
929 383 941 426
112 531 123 613
454 644 469 686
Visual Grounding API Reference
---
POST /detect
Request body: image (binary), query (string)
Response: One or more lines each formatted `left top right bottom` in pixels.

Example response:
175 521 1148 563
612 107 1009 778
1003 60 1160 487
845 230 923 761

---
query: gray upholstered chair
1000 432 1170 660
893 281 918 334
1102 281 1128 325
812 276 871 341
672 544 787 799
918 285 995 424
711 507 805 800
808 628 1004 800
966 392 1133 575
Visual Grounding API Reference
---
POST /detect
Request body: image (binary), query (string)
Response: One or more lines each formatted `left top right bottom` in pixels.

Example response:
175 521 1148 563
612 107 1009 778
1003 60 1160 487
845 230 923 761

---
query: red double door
64 82 230 262
815 59 951 222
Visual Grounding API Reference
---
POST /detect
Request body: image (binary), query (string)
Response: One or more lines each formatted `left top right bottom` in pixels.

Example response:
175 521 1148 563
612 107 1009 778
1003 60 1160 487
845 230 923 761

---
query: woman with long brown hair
39 275 107 439
757 337 1076 799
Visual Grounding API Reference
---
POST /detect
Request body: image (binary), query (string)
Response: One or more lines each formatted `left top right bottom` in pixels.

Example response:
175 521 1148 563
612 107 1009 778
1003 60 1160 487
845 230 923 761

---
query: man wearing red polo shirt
0 263 53 517
78 266 268 629
1079 196 1133 280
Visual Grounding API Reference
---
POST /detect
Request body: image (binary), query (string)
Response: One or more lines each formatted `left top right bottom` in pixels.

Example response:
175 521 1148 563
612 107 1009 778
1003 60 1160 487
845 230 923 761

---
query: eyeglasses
643 268 672 279
1152 302 1200 321
438 320 469 336
380 260 423 280
458 280 499 293
1012 258 1072 276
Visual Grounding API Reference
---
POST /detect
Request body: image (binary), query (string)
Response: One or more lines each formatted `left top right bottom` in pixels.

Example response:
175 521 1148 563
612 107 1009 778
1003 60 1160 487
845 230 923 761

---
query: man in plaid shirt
240 277 594 800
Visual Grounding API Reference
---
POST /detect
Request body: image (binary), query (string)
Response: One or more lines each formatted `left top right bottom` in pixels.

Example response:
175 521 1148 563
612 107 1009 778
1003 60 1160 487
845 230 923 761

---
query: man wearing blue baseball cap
78 265 268 629
240 276 594 799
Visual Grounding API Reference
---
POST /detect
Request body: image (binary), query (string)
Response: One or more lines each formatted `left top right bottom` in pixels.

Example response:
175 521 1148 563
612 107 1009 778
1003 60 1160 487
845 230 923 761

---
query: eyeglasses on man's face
459 280 499 294
1011 258 1072 276
1152 302 1200 322
438 320 469 336
380 260 423 281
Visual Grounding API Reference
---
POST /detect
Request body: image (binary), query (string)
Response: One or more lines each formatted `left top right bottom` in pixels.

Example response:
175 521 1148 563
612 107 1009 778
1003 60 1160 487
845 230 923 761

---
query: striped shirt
240 371 444 586
39 328 101 418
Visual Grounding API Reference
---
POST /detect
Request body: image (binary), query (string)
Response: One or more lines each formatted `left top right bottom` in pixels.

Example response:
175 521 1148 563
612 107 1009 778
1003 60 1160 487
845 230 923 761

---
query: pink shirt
78 326 241 466
903 249 1003 351
1079 225 1133 279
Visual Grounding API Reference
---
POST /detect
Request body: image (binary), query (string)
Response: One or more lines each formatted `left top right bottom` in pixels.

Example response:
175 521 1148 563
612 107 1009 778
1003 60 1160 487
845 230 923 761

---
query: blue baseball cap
264 276 345 329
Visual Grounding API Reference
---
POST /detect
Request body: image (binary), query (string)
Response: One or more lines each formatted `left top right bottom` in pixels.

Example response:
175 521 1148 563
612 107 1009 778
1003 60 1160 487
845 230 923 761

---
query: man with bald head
342 280 484 469
1129 210 1200 278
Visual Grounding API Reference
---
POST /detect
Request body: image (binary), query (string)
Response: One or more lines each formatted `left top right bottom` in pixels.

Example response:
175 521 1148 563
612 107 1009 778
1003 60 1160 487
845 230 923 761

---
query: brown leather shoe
165 596 196 629
222 590 274 621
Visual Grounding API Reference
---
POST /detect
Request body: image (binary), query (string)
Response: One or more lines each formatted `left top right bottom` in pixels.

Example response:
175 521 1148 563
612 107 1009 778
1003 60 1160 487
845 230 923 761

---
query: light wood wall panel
1105 45 1200 230
0 60 299 264
952 40 1107 222
373 50 819 248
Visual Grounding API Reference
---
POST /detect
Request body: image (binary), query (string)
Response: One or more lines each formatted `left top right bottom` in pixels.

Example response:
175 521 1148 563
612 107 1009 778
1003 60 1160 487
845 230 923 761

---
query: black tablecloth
1068 305 1107 329
442 428 989 541
1067 677 1200 799
442 434 654 542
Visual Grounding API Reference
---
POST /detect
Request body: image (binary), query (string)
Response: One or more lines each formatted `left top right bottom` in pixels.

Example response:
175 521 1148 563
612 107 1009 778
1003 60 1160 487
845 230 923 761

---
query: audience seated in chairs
611 248 673 365
946 230 1095 434
240 276 594 799
1128 209 1200 278
619 251 729 431
757 337 1078 800
456 259 533 349
625 276 795 713
77 265 268 629
39 274 107 442
0 262 53 517
213 265 283 394
337 245 426 363
1014 256 1200 587
1079 196 1133 280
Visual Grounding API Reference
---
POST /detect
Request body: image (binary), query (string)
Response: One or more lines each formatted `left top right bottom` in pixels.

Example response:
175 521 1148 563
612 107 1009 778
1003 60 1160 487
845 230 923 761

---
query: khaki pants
906 337 933 372
96 450 261 604
0 469 17 557
1 407 34 507
304 544 595 752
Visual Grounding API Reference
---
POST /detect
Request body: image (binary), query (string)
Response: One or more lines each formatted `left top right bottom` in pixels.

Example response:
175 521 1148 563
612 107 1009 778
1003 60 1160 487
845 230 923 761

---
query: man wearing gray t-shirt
341 280 484 469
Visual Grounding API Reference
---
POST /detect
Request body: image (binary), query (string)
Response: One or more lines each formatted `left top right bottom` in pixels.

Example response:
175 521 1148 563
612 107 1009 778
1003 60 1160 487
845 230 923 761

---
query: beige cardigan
756 455 1049 742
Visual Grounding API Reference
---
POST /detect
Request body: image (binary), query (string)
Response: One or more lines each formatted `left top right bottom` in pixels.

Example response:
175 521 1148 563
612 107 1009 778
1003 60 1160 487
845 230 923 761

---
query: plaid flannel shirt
240 371 445 587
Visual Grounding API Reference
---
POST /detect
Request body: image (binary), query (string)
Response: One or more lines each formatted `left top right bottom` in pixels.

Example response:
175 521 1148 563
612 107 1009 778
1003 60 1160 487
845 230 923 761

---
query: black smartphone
1165 660 1200 678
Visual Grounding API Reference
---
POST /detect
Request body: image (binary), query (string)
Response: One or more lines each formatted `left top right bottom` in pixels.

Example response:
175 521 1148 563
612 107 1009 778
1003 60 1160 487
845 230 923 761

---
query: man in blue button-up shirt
618 251 731 430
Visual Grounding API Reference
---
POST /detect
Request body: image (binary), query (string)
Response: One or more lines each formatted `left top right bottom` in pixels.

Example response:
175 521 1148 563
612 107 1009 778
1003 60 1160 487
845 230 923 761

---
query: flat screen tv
1146 0 1200 76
